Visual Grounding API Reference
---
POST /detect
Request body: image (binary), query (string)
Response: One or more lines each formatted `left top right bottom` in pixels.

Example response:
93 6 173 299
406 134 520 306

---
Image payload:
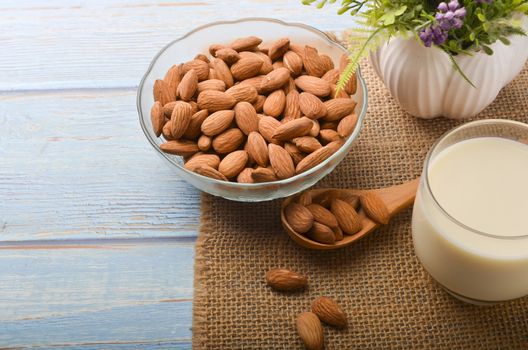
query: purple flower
420 0 466 47
419 25 448 47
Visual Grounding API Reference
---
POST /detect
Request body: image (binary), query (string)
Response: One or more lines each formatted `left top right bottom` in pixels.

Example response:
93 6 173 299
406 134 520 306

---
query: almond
339 54 357 95
342 193 360 209
360 192 390 225
295 76 331 97
197 135 212 151
160 140 199 157
184 153 221 171
230 36 262 52
234 102 259 135
251 167 277 182
299 92 327 119
263 89 286 118
218 150 249 179
319 54 334 72
211 58 234 88
289 43 305 56
283 50 303 76
197 90 236 112
162 122 174 140
323 98 356 121
282 77 297 95
268 144 295 179
272 117 313 141
331 198 362 235
237 167 254 183
225 84 258 103
194 53 210 63
197 79 226 93
170 101 193 139
303 45 326 78
208 43 225 56
239 75 267 94
162 101 176 118
194 164 228 181
295 140 342 174
311 296 347 328
150 101 164 137
284 203 314 233
272 60 285 69
258 116 282 143
313 189 343 208
331 84 350 99
153 79 175 106
189 101 199 114
201 110 235 136
307 204 338 228
260 67 291 94
230 57 263 81
298 191 312 206
252 94 266 113
284 142 305 165
215 47 241 65
163 64 183 94
268 38 290 61
319 129 341 144
212 128 244 154
333 226 344 241
240 51 274 75
320 121 339 130
296 312 324 350
293 136 322 153
337 114 358 138
177 69 198 101
246 131 269 167
182 59 209 81
283 90 301 122
307 222 336 244
321 68 340 85
309 120 320 137
265 268 307 292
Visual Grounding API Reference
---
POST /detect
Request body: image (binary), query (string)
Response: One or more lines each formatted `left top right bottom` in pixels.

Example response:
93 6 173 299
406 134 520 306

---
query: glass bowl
137 18 368 202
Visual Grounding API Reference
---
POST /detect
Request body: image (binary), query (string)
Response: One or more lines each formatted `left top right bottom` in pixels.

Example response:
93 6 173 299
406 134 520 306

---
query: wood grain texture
0 89 200 241
0 0 352 91
0 239 194 348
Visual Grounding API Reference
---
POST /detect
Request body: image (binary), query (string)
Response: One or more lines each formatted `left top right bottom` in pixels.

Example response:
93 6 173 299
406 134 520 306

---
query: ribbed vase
370 16 528 119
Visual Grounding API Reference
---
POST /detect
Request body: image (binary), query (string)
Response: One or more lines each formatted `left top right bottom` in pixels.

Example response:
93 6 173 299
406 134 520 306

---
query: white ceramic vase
370 16 528 119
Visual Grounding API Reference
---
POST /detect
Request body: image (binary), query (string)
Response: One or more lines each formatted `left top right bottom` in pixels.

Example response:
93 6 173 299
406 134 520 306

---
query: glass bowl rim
137 17 369 189
423 118 528 240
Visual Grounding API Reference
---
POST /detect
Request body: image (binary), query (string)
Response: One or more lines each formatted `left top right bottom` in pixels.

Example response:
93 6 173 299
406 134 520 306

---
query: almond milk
412 136 528 303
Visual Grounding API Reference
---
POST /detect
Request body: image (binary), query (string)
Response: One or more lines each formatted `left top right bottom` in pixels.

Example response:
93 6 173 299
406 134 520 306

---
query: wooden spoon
281 178 420 250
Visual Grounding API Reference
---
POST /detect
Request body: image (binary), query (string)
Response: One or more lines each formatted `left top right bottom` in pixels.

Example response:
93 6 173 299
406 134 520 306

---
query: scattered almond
296 312 324 350
266 268 307 292
311 296 347 328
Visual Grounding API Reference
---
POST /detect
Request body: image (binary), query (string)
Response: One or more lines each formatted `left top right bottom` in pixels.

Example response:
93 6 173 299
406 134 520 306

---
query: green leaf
469 32 476 41
477 13 486 22
516 3 528 12
482 45 493 55
499 36 511 45
448 54 476 89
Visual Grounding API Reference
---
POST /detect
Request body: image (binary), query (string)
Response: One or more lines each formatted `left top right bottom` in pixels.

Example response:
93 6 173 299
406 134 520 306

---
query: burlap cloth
192 59 528 349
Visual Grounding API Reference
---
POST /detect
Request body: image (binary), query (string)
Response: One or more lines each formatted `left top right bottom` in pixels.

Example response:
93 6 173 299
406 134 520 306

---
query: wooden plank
0 0 354 91
0 90 200 241
0 239 194 348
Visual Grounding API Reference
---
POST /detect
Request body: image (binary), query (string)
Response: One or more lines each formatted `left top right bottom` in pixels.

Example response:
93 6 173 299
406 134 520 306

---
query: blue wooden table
0 1 353 348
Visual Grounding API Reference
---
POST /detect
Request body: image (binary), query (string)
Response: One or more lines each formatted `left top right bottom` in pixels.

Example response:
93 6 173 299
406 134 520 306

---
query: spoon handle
375 177 420 217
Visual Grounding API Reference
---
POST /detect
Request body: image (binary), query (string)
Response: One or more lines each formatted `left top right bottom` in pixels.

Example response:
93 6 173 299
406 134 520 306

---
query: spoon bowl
281 178 420 250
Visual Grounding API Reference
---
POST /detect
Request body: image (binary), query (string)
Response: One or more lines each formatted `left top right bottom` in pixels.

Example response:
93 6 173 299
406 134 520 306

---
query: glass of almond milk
412 119 528 304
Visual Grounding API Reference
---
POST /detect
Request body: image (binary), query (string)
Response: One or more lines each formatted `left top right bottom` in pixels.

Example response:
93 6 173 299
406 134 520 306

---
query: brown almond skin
162 101 176 118
182 59 209 81
298 191 312 206
236 167 254 183
177 69 198 101
150 101 164 137
284 203 314 234
307 204 338 228
284 90 301 122
338 114 359 138
163 64 183 94
268 37 290 61
272 117 313 142
263 89 286 118
183 110 209 140
251 167 277 183
225 84 258 103
299 92 327 119
258 116 282 143
218 150 249 179
311 296 348 328
265 268 307 292
234 102 259 135
295 76 331 97
230 36 262 52
309 120 320 138
153 79 175 106
162 122 174 141
293 136 322 154
247 132 269 167
296 312 324 350
307 222 336 244
212 128 245 154
283 50 303 76
268 144 295 179
331 198 362 235
295 141 342 174
322 68 340 85
360 192 390 225
193 165 228 181
197 90 236 112
319 129 341 145
252 95 266 113
303 45 327 78
260 67 291 94
333 226 344 241
197 135 212 151
230 57 263 81
323 98 356 122
214 47 241 65
209 43 225 56
200 110 235 137
197 79 226 93
170 101 193 139
284 142 305 165
184 153 221 171
210 58 234 88
160 140 199 157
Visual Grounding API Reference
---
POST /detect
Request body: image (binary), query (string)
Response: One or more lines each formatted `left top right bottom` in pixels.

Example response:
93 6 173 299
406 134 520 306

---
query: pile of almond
284 189 389 245
266 268 347 350
150 36 358 183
